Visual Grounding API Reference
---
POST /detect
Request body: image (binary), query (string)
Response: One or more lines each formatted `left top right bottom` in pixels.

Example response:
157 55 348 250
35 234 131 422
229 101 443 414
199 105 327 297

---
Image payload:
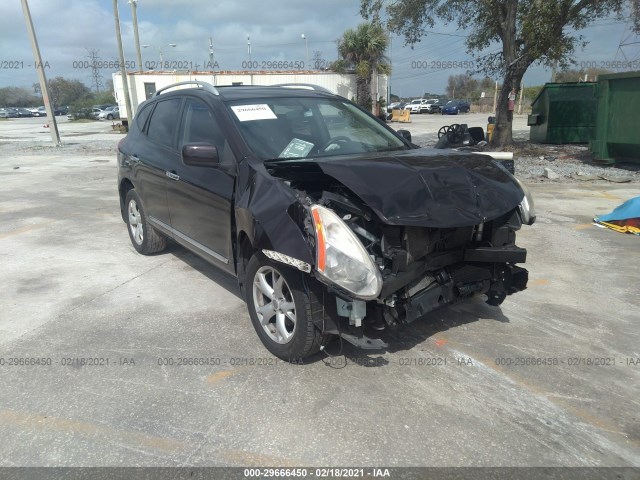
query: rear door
134 97 183 227
165 96 236 272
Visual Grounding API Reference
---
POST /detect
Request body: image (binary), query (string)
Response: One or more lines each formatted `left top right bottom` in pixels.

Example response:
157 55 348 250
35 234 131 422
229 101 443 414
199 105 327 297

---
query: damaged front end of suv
247 148 534 353
117 83 535 361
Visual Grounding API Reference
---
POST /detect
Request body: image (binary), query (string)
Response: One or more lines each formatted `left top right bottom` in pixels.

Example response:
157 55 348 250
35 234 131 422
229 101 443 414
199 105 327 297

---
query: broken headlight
514 177 536 225
311 205 382 300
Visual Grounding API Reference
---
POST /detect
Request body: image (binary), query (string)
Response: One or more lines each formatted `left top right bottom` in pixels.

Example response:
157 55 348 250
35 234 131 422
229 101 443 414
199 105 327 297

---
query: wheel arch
119 178 135 222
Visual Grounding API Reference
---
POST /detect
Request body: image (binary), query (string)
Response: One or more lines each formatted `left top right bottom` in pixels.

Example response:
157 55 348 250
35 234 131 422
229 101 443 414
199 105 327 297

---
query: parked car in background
405 98 426 114
420 99 443 114
6 108 21 118
98 106 120 120
117 81 533 360
387 102 406 113
441 99 471 115
55 106 69 116
90 107 105 120
0 109 9 118
16 108 34 117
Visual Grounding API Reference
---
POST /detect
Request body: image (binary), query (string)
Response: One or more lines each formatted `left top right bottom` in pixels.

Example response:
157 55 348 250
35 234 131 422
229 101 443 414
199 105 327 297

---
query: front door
166 96 235 272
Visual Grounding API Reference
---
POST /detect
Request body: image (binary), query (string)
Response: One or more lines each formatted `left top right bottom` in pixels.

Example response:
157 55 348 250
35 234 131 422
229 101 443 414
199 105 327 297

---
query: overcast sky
1 0 637 97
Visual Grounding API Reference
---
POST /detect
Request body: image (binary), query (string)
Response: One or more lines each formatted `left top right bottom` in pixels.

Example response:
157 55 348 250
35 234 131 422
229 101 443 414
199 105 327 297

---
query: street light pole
301 34 309 69
129 0 143 72
247 35 252 68
20 0 61 146
142 44 176 69
113 0 133 122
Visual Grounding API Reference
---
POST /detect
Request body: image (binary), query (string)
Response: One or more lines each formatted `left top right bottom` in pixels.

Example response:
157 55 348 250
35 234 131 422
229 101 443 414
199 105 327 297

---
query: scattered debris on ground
414 134 640 184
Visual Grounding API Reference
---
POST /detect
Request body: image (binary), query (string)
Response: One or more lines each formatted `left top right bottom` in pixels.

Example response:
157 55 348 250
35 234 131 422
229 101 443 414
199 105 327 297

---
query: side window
134 103 152 131
147 98 182 149
180 98 234 164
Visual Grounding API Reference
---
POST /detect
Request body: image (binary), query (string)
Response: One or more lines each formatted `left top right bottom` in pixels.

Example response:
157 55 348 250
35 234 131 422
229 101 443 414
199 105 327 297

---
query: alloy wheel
252 266 296 344
128 199 144 245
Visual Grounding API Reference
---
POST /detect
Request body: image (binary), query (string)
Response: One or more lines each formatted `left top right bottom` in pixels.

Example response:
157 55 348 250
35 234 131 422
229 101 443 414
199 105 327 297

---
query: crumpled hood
268 149 525 228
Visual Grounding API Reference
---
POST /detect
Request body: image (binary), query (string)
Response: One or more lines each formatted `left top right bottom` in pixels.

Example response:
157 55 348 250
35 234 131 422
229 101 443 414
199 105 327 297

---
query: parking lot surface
0 117 639 467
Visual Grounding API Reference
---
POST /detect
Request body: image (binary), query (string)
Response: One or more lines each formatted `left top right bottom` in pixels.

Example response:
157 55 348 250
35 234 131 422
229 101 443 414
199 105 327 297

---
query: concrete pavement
0 117 638 467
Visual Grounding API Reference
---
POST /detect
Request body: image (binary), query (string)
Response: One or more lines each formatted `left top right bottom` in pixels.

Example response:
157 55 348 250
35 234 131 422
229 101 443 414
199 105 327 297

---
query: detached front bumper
401 263 528 323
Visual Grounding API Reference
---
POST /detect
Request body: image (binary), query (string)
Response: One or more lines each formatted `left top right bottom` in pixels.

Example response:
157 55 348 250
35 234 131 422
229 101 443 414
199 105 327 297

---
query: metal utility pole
301 34 309 69
129 0 143 72
209 36 214 66
387 35 392 107
113 0 133 122
247 35 252 67
21 0 60 146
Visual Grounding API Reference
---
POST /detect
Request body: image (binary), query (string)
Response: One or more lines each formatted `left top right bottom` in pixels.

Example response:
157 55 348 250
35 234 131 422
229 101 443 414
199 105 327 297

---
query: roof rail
272 83 332 94
154 81 219 96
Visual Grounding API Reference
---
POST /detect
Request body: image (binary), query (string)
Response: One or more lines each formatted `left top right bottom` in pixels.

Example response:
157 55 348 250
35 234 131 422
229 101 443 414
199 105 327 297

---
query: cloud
0 0 631 97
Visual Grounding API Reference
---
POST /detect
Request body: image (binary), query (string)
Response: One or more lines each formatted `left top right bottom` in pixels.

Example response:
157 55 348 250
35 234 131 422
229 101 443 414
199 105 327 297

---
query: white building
112 70 388 119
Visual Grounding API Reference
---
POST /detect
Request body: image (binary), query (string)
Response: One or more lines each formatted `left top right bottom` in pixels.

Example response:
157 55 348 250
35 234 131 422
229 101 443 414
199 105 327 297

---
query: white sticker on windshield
280 138 315 158
231 104 277 121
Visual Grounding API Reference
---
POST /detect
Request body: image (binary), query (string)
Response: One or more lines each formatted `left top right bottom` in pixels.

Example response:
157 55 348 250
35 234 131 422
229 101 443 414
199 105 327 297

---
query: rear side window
147 98 182 148
134 103 153 130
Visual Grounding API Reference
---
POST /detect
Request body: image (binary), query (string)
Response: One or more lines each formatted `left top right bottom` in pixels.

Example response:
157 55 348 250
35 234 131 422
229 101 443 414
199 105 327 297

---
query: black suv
118 81 534 360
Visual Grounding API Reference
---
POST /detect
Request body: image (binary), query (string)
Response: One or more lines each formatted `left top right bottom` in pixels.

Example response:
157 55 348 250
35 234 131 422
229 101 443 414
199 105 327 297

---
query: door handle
165 171 180 181
130 154 140 162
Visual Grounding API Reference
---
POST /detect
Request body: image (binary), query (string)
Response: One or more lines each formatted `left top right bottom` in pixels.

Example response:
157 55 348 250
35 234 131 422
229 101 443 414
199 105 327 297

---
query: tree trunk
491 68 525 147
490 0 529 147
356 77 371 109
490 0 519 147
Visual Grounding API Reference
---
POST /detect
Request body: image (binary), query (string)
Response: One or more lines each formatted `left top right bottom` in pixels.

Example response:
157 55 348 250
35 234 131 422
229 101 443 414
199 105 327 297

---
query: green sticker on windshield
279 138 314 158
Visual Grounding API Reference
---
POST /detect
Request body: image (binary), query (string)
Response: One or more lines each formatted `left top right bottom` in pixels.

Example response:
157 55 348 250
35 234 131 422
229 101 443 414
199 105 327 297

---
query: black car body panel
235 162 315 266
117 83 533 356
266 150 523 228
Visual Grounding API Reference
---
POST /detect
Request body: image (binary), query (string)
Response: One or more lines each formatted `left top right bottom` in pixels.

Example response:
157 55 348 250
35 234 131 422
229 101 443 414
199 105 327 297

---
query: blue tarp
594 196 640 235
597 196 640 222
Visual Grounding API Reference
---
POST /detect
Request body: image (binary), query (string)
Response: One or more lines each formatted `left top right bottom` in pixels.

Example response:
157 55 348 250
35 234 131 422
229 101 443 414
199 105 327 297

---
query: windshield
227 96 408 160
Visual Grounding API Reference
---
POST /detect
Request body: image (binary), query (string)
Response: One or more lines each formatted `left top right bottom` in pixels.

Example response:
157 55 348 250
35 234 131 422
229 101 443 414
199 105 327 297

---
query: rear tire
245 253 328 361
124 189 166 255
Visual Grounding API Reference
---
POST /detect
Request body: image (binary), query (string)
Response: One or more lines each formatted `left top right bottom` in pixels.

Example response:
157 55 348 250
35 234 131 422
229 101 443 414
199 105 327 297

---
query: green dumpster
590 71 640 164
528 82 597 144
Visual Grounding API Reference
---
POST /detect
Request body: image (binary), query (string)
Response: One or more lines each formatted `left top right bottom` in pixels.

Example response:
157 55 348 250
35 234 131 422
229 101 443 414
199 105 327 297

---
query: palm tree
335 22 390 112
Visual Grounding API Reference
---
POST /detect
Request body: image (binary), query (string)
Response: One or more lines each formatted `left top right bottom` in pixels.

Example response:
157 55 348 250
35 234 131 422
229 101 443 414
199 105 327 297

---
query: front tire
245 254 327 361
124 189 166 255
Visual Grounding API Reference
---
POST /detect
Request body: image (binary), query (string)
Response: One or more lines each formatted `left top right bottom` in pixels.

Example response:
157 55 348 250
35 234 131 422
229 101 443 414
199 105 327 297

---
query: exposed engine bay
267 157 530 349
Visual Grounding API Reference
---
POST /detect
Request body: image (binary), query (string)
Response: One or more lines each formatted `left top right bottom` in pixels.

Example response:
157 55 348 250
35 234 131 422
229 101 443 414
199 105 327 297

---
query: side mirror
182 143 219 167
397 129 411 143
